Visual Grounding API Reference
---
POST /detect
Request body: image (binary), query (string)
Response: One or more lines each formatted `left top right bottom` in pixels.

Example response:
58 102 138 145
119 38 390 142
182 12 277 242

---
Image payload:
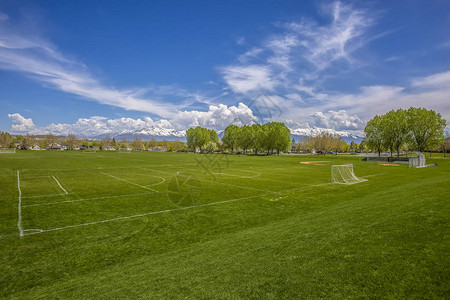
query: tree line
186 122 292 155
294 131 352 154
363 107 447 156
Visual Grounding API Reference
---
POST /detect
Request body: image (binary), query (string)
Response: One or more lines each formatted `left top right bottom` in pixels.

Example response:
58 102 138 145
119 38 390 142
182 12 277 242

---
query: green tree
237 125 253 154
222 125 240 153
250 124 264 154
205 141 218 153
272 122 291 155
186 126 210 152
364 115 384 156
407 107 446 152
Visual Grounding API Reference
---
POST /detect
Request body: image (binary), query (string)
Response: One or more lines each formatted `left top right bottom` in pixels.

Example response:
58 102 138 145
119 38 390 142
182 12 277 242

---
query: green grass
1 150 449 298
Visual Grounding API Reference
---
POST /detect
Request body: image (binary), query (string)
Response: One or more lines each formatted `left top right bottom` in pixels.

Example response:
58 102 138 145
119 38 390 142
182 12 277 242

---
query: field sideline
0 150 449 298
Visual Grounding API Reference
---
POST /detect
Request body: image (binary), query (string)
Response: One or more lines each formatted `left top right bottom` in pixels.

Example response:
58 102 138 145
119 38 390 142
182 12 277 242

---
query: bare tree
23 134 37 149
66 134 79 150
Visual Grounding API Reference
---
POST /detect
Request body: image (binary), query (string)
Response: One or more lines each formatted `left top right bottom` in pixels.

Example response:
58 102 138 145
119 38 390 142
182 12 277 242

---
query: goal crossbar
0 148 16 153
331 164 367 185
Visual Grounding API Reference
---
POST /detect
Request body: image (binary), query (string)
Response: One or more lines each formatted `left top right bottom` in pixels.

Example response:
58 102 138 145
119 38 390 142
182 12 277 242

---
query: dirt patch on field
378 163 400 166
300 161 330 165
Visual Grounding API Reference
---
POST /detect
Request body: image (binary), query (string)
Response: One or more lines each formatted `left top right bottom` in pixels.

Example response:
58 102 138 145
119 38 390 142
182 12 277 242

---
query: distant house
152 146 167 152
48 143 64 150
14 141 21 149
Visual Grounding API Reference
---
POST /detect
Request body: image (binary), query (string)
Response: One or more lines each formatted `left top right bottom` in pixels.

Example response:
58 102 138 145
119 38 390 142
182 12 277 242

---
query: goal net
331 164 367 185
409 152 426 168
0 148 16 154
118 148 132 153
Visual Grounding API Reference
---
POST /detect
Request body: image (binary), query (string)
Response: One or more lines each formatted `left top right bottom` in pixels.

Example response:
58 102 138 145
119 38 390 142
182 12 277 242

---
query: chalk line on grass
52 176 68 194
17 170 23 237
361 173 386 178
22 193 66 199
23 192 155 208
169 169 273 193
22 180 338 236
22 193 270 236
101 172 159 193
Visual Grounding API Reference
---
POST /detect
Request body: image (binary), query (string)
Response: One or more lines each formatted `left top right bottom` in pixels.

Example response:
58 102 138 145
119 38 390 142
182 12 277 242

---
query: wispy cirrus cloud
0 12 179 118
221 65 277 94
220 1 375 97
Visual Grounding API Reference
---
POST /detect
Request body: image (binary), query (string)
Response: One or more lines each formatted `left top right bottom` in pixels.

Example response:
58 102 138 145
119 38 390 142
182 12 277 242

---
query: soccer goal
331 164 367 185
409 152 426 168
0 148 16 154
118 148 132 153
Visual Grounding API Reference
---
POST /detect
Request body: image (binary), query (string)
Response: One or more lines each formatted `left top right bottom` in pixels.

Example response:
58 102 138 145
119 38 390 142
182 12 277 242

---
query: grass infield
0 150 449 298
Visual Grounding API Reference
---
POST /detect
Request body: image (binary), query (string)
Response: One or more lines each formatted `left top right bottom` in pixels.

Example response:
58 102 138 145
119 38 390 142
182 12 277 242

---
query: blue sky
1 0 449 137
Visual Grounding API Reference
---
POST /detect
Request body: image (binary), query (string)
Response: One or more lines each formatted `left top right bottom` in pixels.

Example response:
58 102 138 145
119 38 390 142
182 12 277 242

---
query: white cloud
312 110 363 131
286 1 372 70
411 70 450 89
8 113 36 132
173 103 257 129
0 17 178 117
7 103 258 137
221 65 277 93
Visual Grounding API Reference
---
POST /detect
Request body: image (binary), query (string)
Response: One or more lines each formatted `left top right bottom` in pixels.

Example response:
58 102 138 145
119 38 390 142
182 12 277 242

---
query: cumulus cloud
7 103 258 137
8 113 36 132
173 103 257 129
312 110 363 131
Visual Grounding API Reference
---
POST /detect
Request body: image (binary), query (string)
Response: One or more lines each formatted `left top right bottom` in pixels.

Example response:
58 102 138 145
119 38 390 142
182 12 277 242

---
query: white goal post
0 148 16 153
409 152 426 168
331 164 367 185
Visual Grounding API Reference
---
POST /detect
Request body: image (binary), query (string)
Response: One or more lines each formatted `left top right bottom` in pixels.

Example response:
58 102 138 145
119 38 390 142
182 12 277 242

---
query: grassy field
0 150 449 298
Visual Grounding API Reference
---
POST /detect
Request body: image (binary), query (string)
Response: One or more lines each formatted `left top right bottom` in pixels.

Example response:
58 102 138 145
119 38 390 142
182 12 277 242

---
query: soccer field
1 151 449 298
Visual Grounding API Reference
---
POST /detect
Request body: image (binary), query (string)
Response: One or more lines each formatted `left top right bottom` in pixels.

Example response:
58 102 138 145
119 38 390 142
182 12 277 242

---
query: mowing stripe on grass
22 193 271 236
21 182 339 236
141 167 275 193
100 172 159 193
52 176 68 194
17 170 23 237
23 192 156 208
22 193 67 199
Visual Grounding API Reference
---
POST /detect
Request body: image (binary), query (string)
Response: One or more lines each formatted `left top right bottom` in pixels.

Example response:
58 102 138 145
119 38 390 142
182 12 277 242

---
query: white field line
182 166 300 185
17 163 198 172
17 170 23 237
144 167 273 193
100 172 159 193
146 176 165 187
23 192 155 208
360 173 386 178
22 193 66 199
22 175 51 179
22 193 270 236
22 181 338 236
52 176 68 194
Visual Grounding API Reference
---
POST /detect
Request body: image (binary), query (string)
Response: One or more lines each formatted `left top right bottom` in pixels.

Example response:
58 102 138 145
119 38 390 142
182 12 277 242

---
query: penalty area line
101 172 159 193
22 192 156 208
22 193 270 236
52 176 68 194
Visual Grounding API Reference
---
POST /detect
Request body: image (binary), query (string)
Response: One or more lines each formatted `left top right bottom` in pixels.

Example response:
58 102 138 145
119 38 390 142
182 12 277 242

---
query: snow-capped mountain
95 124 363 143
97 126 186 141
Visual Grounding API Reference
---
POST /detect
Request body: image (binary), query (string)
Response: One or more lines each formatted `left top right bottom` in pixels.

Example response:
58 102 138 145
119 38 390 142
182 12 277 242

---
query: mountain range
96 125 363 143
